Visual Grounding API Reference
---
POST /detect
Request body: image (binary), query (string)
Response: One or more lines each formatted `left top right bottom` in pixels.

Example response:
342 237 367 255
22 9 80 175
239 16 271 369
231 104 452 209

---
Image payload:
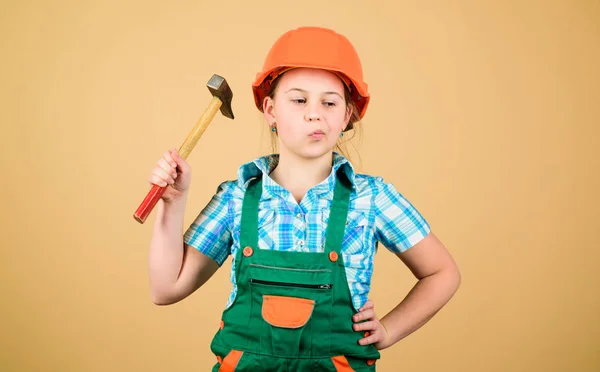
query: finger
158 158 177 178
163 150 177 169
358 331 380 346
171 149 190 172
359 300 374 312
352 320 377 332
151 167 175 185
353 308 375 322
149 173 169 188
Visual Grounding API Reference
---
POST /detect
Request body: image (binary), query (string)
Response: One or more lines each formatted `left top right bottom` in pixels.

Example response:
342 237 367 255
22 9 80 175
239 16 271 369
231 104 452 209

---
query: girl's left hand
352 299 392 350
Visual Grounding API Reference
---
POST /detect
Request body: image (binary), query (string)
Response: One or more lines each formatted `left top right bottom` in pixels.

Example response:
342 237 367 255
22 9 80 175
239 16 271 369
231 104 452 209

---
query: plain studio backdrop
1 1 598 371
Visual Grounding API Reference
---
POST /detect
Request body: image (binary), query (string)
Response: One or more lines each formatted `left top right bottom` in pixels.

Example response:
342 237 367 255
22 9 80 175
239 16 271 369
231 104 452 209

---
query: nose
304 101 322 122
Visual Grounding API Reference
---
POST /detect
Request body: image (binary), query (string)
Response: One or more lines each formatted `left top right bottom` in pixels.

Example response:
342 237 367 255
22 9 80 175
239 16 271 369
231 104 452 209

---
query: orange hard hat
252 27 370 119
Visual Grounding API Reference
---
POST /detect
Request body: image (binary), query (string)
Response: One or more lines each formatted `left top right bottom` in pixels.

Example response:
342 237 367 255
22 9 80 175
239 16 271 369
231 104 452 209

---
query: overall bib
210 174 381 371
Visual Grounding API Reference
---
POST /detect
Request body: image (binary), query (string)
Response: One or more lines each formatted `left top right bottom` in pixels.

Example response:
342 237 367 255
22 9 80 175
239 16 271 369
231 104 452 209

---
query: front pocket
262 295 315 328
322 209 368 254
248 262 334 290
258 294 315 358
249 278 332 290
248 280 333 358
247 262 334 358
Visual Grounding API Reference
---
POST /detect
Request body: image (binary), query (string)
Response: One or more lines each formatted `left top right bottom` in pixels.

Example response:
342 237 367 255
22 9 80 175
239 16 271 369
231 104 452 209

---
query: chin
295 145 335 160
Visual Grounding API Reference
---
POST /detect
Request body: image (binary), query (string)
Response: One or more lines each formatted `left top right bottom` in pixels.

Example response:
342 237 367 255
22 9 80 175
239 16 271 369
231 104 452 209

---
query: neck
270 149 334 203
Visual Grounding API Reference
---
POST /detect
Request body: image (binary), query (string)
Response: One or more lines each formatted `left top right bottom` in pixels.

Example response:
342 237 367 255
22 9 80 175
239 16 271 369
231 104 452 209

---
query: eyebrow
285 88 343 99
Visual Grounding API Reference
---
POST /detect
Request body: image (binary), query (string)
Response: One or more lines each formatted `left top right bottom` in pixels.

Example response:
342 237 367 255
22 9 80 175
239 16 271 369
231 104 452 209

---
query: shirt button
297 213 304 219
298 240 304 246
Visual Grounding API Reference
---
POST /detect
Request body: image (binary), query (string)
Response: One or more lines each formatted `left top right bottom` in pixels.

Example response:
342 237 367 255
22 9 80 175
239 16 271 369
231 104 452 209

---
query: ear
263 96 276 124
343 103 354 131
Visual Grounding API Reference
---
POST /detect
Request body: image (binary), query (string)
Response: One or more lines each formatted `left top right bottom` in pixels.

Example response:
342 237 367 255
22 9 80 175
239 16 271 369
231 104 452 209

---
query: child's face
263 68 351 159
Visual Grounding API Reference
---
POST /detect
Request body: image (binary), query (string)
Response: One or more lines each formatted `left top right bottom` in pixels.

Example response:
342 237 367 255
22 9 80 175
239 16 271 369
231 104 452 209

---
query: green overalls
210 173 381 371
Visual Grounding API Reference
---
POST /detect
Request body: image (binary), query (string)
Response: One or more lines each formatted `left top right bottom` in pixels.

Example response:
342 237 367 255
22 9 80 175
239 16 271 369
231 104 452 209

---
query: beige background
1 0 598 371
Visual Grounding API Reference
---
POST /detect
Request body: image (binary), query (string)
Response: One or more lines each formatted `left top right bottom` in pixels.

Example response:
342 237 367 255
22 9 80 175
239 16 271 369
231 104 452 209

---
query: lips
310 130 325 139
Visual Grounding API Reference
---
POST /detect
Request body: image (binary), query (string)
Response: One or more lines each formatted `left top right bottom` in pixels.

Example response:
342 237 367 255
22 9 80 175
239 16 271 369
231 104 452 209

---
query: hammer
133 74 234 224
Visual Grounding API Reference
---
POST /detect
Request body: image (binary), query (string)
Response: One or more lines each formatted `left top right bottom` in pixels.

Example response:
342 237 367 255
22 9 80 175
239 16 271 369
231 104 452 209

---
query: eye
291 98 306 104
323 101 336 107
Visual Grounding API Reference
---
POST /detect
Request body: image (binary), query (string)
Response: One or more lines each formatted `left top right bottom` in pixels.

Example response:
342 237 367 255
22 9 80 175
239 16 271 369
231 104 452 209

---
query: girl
147 26 460 371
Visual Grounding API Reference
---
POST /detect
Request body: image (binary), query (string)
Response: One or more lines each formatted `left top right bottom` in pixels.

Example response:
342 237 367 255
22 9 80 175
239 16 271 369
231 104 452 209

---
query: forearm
380 266 461 349
148 194 188 301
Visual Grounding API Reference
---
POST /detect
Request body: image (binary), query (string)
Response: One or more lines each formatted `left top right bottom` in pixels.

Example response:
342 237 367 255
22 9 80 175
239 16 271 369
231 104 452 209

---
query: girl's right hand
148 149 192 203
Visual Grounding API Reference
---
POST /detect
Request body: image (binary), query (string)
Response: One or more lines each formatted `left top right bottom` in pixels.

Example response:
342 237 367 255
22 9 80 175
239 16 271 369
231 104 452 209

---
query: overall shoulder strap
239 177 262 251
324 171 352 256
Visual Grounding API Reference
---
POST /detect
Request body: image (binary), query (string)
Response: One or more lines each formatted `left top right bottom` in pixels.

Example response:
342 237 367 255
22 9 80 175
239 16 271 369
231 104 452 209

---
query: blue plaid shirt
184 153 431 311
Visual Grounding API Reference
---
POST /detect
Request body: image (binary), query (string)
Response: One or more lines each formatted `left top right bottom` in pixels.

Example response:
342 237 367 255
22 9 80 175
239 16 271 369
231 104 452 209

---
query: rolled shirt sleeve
184 181 234 266
373 178 431 253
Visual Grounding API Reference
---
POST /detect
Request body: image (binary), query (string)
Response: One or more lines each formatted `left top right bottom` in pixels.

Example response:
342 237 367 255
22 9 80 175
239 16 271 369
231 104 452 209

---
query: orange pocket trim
261 295 315 328
332 355 355 371
218 350 243 372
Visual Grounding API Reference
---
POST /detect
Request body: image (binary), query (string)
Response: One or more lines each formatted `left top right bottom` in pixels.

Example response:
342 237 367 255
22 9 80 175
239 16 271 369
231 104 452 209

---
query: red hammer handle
133 184 167 224
134 96 223 224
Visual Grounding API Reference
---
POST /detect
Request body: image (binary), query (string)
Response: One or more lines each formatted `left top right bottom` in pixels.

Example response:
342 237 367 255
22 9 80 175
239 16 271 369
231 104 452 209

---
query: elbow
151 296 171 306
448 262 462 293
150 289 177 306
430 261 461 295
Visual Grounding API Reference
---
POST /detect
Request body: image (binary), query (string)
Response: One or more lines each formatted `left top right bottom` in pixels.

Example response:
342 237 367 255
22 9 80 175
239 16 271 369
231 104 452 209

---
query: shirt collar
236 152 356 199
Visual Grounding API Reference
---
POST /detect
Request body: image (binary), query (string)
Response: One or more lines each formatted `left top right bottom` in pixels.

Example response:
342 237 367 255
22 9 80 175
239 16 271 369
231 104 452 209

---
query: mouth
309 130 325 139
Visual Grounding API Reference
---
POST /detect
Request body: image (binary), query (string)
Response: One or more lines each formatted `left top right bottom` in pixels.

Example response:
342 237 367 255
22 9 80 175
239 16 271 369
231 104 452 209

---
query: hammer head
207 74 234 119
